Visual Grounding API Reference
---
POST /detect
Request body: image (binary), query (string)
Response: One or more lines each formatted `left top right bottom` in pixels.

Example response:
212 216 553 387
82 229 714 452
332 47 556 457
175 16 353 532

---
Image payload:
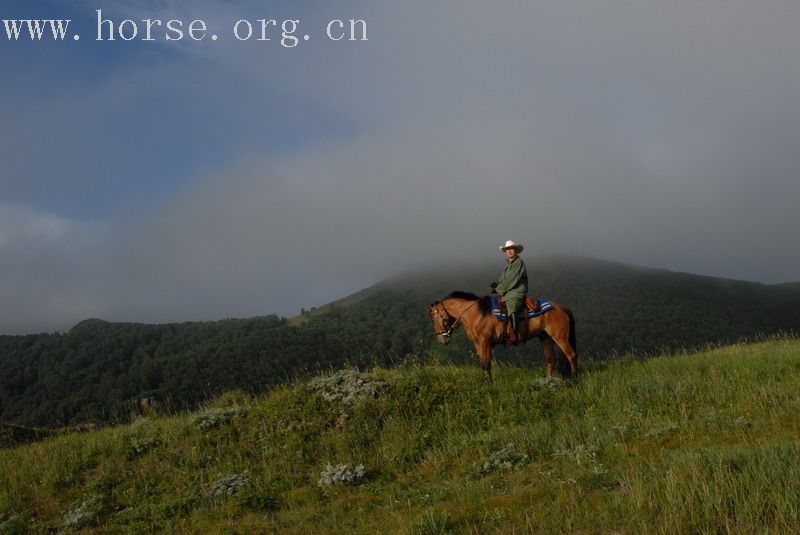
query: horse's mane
444 291 480 301
443 291 493 316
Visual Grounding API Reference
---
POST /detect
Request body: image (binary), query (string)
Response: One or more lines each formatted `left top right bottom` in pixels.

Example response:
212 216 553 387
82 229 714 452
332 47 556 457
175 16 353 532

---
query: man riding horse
427 240 577 380
491 240 528 344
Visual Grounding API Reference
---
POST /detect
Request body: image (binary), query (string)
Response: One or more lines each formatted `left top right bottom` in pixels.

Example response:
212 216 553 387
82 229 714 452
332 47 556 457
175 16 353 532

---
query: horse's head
427 301 454 345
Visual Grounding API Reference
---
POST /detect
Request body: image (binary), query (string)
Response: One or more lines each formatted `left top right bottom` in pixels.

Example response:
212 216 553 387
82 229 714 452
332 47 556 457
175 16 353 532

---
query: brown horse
427 292 577 382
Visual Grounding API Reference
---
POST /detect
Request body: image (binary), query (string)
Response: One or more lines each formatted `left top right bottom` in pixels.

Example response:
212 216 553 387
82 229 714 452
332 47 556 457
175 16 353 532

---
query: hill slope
1 256 799 427
1 338 799 533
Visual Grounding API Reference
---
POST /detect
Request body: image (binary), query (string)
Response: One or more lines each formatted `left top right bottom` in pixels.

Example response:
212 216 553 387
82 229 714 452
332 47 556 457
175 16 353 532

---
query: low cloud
0 204 109 333
2 1 799 333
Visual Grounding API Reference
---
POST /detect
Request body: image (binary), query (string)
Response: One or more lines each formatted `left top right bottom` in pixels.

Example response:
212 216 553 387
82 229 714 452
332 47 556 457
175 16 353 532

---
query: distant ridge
1 256 798 427
68 318 111 334
296 254 799 322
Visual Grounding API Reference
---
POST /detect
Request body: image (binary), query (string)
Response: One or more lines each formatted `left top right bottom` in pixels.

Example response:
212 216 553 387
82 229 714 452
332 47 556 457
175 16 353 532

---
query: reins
434 299 479 337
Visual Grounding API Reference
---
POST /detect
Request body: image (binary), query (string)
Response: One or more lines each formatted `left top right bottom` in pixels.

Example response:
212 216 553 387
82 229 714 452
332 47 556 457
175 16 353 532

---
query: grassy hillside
1 337 799 533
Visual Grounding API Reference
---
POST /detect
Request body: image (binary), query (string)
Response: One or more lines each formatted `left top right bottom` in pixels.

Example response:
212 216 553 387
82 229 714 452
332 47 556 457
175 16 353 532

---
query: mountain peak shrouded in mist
307 255 797 318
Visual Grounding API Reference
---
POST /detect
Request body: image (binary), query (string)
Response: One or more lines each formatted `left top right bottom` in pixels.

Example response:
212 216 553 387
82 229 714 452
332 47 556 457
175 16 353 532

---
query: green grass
2 338 800 533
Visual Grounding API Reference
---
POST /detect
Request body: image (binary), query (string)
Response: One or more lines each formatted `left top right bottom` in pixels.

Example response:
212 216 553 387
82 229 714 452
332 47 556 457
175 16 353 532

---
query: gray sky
2 0 799 333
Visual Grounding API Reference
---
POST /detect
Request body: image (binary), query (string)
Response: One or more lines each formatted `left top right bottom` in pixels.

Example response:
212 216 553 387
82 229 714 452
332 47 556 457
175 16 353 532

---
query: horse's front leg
476 339 493 383
540 336 556 378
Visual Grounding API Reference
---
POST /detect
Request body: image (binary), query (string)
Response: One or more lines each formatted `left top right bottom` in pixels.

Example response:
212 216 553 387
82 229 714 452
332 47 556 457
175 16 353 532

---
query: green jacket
496 255 528 300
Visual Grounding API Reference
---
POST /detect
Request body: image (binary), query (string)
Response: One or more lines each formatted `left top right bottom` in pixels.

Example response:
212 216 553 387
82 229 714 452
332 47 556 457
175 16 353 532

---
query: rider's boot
506 313 519 346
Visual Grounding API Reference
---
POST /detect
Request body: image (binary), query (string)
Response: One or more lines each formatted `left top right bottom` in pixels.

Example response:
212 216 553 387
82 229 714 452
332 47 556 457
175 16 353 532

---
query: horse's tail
566 307 576 354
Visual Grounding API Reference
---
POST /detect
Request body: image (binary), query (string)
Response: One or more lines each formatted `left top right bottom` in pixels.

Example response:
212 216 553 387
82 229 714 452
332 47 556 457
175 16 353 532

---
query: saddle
490 295 550 320
490 295 552 346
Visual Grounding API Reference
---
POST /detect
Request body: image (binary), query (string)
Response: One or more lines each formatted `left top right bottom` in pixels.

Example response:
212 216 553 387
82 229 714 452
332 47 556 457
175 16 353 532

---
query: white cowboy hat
499 240 524 253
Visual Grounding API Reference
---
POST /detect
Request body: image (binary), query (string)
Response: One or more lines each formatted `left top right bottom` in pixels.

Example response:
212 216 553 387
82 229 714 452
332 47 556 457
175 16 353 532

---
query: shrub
317 463 366 487
191 407 243 432
61 494 106 529
209 473 248 497
307 370 389 405
121 418 160 459
476 443 529 476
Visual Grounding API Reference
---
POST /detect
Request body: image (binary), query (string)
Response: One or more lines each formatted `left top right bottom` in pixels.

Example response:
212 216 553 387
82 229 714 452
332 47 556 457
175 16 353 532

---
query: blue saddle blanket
490 295 553 320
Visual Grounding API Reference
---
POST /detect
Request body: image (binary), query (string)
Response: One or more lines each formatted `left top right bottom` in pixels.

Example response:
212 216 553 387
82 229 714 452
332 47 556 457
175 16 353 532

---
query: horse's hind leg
477 340 493 383
553 335 578 377
540 336 557 377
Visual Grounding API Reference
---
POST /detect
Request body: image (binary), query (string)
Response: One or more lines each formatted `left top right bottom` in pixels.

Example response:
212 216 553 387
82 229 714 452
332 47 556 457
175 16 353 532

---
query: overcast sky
2 0 799 334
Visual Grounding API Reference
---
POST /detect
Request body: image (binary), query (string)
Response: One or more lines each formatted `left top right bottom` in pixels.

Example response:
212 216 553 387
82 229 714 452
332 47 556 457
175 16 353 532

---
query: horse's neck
444 298 480 321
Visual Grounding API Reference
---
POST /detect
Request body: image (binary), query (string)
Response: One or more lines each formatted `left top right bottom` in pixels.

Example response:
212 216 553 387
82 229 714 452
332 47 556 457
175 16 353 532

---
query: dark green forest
2 256 798 428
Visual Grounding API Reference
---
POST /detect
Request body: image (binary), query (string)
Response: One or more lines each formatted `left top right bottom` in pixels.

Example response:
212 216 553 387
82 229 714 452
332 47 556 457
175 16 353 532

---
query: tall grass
1 337 799 533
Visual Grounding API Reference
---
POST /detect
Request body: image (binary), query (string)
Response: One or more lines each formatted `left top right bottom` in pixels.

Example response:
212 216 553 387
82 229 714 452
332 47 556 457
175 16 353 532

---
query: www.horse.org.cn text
2 9 368 48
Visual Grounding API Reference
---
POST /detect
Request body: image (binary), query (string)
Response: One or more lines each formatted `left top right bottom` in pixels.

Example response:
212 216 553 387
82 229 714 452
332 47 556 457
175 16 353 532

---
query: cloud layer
2 1 800 333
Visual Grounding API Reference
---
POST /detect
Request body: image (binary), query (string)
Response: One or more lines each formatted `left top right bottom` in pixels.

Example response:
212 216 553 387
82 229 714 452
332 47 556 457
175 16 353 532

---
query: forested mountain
2 256 798 427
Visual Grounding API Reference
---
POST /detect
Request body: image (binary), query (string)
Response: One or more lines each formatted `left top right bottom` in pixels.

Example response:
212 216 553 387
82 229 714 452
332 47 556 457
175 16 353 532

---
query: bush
317 463 366 487
191 407 243 432
61 494 106 529
307 370 389 405
209 473 248 497
476 443 528 476
121 418 160 459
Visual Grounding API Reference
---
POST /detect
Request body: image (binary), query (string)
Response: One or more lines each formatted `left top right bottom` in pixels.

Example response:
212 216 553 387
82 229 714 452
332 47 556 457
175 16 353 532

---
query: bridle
430 299 478 338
